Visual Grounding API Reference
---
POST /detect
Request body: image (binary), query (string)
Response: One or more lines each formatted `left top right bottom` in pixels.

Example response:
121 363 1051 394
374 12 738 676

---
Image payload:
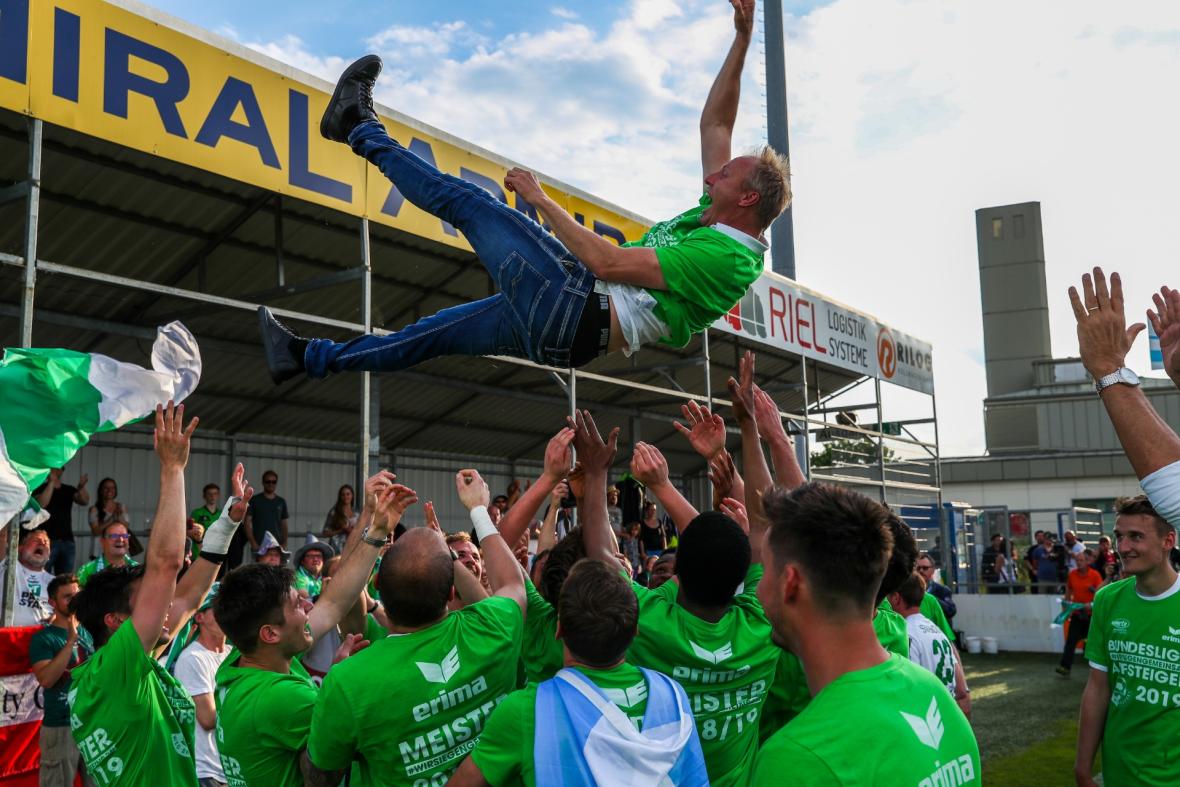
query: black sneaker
320 54 382 143
258 307 306 385
1055 665 1070 677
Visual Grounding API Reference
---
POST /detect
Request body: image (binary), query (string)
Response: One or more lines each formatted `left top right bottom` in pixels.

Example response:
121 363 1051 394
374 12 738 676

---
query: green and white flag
0 321 201 530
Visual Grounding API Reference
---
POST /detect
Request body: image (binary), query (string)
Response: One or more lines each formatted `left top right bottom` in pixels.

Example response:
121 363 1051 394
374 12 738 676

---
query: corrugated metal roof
0 107 869 476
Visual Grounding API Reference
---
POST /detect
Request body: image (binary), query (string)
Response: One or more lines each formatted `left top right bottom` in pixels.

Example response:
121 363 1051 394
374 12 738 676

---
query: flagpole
2 516 18 626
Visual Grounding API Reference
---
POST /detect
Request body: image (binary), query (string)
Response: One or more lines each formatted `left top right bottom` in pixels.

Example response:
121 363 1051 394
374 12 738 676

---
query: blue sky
136 1 1180 456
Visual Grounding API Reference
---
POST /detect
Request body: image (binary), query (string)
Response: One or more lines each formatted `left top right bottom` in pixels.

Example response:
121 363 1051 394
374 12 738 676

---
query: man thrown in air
259 0 790 383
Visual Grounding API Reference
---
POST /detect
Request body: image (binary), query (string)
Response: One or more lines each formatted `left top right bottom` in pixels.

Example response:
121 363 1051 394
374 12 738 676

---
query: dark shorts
569 290 612 367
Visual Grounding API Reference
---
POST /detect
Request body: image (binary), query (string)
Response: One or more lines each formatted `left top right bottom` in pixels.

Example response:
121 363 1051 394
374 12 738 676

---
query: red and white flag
0 626 42 787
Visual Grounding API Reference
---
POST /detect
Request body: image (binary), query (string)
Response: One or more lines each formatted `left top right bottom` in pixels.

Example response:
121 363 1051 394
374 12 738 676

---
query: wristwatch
360 526 387 547
1094 367 1140 396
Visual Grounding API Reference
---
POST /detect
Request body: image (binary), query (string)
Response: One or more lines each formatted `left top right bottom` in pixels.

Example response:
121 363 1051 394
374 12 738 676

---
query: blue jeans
305 121 595 377
46 540 75 574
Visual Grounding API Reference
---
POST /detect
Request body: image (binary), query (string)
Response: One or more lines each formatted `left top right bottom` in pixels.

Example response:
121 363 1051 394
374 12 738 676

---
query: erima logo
689 641 733 665
1164 626 1180 644
416 646 461 684
901 697 945 751
1112 619 1131 635
603 681 648 708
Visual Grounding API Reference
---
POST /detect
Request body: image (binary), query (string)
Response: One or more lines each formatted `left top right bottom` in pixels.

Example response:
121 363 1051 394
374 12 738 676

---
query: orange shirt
1067 567 1101 604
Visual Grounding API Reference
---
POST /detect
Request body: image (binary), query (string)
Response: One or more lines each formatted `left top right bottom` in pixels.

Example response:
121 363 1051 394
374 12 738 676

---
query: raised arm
1150 285 1180 393
456 469 525 614
132 402 196 653
630 442 699 533
569 410 621 566
754 387 807 489
308 472 408 643
673 400 728 462
1070 268 1180 478
701 0 755 178
498 428 574 547
709 449 746 514
537 484 565 555
729 351 773 564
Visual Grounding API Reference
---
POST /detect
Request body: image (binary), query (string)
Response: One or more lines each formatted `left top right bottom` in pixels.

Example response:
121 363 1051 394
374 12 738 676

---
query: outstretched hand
719 496 749 534
424 501 442 533
753 386 790 445
455 469 490 511
1149 286 1180 385
631 442 671 489
227 463 254 522
727 351 758 424
542 427 576 482
731 0 755 39
364 470 397 510
1067 268 1144 379
332 633 370 665
568 410 619 473
672 400 726 459
373 484 418 536
154 401 198 470
504 168 545 205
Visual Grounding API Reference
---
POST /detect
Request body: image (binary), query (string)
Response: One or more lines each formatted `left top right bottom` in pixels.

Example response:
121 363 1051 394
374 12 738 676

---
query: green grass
963 651 1095 786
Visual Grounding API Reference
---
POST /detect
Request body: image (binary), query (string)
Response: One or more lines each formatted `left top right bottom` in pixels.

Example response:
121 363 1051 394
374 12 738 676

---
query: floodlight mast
764 0 796 280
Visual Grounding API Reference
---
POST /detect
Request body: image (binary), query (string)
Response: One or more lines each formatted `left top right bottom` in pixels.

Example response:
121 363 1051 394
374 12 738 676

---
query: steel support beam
0 180 28 205
359 219 374 484
764 0 796 278
239 267 367 304
875 377 886 503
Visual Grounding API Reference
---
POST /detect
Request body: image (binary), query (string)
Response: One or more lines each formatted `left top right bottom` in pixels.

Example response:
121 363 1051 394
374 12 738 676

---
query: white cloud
551 7 579 20
243 0 1180 458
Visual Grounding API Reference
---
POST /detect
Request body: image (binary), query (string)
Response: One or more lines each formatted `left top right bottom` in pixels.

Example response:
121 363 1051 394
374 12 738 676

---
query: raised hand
1149 286 1180 386
727 351 758 424
363 470 397 510
542 427 576 482
424 501 442 533
153 401 197 470
731 0 755 39
77 473 88 488
719 496 749 534
455 469 490 511
551 481 570 504
504 167 546 204
332 632 371 665
373 484 418 536
568 410 619 473
227 462 254 522
630 442 671 489
566 464 585 501
753 386 790 445
1068 268 1145 379
672 400 726 459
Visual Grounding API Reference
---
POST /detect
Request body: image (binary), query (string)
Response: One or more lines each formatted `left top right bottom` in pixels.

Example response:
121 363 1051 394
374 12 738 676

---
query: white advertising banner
712 272 934 394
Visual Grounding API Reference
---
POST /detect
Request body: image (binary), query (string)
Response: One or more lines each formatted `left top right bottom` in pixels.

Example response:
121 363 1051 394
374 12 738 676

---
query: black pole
764 0 796 280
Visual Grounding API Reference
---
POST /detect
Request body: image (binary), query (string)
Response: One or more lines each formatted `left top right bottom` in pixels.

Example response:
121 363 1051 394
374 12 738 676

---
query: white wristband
469 506 499 542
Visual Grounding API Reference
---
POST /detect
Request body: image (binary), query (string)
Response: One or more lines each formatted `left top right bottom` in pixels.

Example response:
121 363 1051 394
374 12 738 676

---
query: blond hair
745 145 792 230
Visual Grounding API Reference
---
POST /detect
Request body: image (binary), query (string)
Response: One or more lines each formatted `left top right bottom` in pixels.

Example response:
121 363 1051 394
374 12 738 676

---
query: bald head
377 528 454 627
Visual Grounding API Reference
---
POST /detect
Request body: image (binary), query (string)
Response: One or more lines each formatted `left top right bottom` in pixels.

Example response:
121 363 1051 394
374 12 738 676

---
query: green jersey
760 601 915 744
626 564 777 787
76 556 139 587
471 663 649 787
752 656 980 786
1084 573 1180 786
522 579 562 685
29 623 94 727
920 592 955 642
624 194 764 348
875 601 910 658
308 595 524 786
68 620 198 787
293 567 323 597
214 651 317 787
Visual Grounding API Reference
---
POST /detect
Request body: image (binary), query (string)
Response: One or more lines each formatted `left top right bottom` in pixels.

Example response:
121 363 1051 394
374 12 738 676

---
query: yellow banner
0 0 646 250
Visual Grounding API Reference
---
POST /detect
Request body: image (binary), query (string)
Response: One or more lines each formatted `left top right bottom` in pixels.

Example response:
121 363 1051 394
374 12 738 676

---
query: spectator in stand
1091 535 1117 573
293 539 335 598
1063 530 1086 571
256 531 291 566
29 573 94 787
648 552 676 589
916 552 956 629
450 559 706 786
69 404 247 787
981 533 1003 590
638 501 667 558
75 522 139 587
1035 533 1061 592
493 493 510 514
190 484 221 535
172 587 229 787
619 521 642 577
304 469 527 786
321 484 359 555
1024 530 1046 592
87 477 129 536
992 538 1019 593
32 467 90 573
607 485 624 536
1048 533 1069 585
1055 548 1102 677
753 482 979 785
0 529 54 625
245 470 289 553
887 573 970 707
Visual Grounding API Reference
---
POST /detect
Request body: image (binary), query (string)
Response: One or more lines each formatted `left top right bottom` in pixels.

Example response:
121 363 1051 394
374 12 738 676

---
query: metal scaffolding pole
875 377 887 503
931 387 950 586
763 0 796 280
702 331 713 412
795 356 811 480
5 119 43 626
358 218 374 487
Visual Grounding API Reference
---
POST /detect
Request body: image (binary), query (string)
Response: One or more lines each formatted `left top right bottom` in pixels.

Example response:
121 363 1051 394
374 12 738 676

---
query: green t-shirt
1084 574 1180 786
307 595 524 786
920 592 955 642
294 567 323 598
759 601 916 744
624 194 764 348
76 556 139 587
752 656 980 786
68 619 198 787
875 600 910 658
215 651 318 787
28 624 94 727
471 663 649 787
522 579 562 685
625 564 777 787
190 505 219 560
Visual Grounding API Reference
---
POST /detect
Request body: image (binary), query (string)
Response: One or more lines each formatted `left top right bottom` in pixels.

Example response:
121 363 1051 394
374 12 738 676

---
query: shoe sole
320 54 383 142
257 306 296 385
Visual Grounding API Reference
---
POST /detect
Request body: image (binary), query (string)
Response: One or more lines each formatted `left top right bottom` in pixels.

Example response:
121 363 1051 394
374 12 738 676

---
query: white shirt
0 560 53 626
905 613 956 694
1065 541 1085 571
173 640 229 781
1142 459 1180 528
